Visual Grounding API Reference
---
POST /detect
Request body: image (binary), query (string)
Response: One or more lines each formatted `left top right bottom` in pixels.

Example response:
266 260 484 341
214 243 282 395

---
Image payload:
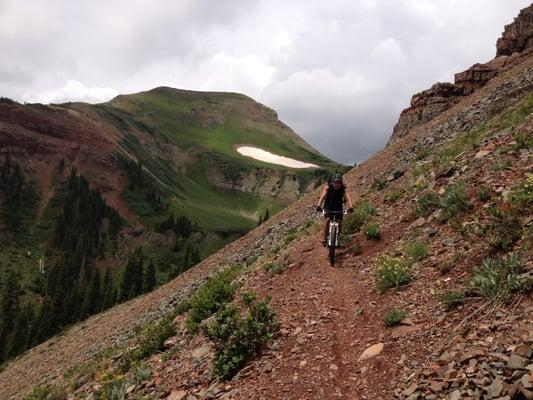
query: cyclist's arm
317 185 328 208
344 190 354 209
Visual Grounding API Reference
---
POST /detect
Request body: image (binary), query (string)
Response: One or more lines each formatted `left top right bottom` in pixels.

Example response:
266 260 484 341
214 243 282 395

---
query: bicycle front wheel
329 230 336 266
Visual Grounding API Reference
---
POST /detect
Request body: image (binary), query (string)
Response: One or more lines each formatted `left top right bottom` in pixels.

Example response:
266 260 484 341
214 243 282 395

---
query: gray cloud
0 0 530 163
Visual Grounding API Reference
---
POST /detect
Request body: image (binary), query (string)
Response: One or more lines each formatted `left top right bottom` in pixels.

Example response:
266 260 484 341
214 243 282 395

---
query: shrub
374 255 414 293
132 362 152 384
384 309 405 326
477 185 492 202
282 228 298 245
385 191 402 203
363 223 381 240
343 202 376 234
415 147 431 161
263 262 283 275
510 175 533 212
371 177 387 191
405 242 429 261
94 379 126 400
469 255 524 299
439 183 473 222
24 386 66 400
268 243 281 256
415 191 440 217
119 312 176 372
486 207 522 252
512 129 533 150
441 290 464 311
205 293 279 379
186 267 239 331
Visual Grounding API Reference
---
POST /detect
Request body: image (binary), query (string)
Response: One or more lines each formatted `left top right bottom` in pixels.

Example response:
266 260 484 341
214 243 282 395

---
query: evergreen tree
143 261 157 293
258 214 263 226
83 270 101 316
119 248 145 301
263 208 270 222
6 304 33 358
0 270 21 360
102 268 115 310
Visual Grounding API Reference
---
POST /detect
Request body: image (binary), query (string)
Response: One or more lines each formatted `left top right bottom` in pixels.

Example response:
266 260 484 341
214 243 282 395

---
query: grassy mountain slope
0 88 343 368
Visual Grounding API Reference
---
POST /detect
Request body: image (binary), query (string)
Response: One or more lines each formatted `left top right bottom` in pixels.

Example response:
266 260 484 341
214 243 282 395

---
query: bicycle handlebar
322 210 348 215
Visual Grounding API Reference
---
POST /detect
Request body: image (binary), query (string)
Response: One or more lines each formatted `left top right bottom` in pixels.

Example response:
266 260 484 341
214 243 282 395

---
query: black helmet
331 173 343 182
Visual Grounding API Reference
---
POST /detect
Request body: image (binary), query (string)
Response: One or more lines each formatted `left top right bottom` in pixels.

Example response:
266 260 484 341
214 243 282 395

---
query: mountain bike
323 210 347 266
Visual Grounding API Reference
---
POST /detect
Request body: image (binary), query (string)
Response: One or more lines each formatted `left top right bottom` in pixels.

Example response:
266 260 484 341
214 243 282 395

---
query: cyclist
316 173 354 246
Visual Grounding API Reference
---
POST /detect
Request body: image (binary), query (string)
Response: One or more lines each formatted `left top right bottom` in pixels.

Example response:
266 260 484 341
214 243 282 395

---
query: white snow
236 146 319 169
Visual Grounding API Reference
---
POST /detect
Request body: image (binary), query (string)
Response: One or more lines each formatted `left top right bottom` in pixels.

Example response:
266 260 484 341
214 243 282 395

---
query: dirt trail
229 216 418 399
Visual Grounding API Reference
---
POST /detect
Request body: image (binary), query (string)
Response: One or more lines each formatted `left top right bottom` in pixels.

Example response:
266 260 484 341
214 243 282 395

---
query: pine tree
119 248 145 301
0 270 21 360
102 268 115 310
143 261 157 293
6 303 33 358
84 270 101 316
263 208 270 222
258 214 263 226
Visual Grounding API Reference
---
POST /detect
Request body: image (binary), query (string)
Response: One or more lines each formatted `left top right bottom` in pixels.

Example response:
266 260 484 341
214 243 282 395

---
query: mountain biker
316 173 354 246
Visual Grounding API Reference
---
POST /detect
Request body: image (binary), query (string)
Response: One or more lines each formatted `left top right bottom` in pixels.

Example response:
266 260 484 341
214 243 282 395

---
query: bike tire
329 231 336 266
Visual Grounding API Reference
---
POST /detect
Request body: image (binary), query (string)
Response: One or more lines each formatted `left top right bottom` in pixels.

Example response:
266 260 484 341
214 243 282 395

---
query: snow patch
236 146 318 169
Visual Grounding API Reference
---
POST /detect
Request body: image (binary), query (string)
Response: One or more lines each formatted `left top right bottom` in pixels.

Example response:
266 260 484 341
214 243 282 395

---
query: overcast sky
0 0 530 164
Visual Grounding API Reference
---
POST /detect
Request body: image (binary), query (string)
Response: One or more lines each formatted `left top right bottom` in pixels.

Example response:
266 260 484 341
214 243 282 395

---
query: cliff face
496 3 533 56
389 3 533 143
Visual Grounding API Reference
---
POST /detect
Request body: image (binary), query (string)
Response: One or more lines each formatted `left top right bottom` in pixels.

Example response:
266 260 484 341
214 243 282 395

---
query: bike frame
323 210 346 266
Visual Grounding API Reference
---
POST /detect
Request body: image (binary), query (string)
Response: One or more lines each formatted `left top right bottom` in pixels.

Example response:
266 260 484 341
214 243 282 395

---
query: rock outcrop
389 3 533 143
496 3 533 56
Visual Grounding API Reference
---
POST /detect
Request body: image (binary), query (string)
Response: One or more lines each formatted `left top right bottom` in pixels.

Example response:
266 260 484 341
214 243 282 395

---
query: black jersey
324 183 345 212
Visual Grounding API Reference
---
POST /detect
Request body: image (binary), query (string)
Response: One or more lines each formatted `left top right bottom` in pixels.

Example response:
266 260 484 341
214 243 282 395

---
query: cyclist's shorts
325 212 343 221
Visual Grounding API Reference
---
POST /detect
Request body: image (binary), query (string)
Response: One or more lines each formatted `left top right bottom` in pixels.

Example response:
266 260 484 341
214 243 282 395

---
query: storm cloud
0 0 530 163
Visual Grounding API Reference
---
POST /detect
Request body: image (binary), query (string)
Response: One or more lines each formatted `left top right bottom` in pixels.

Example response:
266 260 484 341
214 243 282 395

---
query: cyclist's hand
316 206 323 212
347 207 354 213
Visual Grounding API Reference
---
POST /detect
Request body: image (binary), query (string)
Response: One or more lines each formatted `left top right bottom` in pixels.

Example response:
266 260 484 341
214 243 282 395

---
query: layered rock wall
389 4 533 143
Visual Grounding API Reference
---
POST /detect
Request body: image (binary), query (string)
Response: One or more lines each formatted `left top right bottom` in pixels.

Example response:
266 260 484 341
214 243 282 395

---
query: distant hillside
0 88 343 364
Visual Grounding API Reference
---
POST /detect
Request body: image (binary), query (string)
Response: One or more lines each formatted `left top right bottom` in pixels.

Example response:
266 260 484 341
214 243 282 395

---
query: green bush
186 267 240 331
439 183 473 222
24 386 66 400
476 185 492 202
205 293 279 379
415 147 431 161
415 191 440 217
384 309 405 326
441 290 464 311
119 312 176 372
94 378 126 400
374 255 414 293
343 202 376 234
363 223 381 240
510 175 533 212
262 262 283 275
385 191 402 203
371 177 388 191
512 130 533 150
469 255 524 299
486 207 522 252
405 242 429 261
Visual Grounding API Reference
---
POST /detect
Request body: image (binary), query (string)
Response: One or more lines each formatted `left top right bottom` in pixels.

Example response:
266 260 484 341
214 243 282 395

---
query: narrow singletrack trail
231 216 424 400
